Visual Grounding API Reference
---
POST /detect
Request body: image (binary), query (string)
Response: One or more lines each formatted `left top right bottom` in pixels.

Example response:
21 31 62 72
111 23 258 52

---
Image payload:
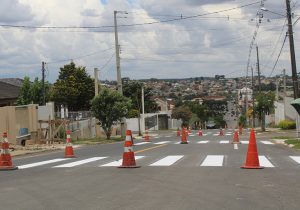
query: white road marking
165 136 172 138
19 158 67 169
201 155 224 167
203 134 208 136
189 134 195 137
226 134 232 136
100 156 144 167
234 144 238 150
213 134 219 136
154 141 170 145
197 141 209 144
289 156 300 164
150 155 184 166
134 142 151 146
241 141 249 144
260 141 274 145
259 156 275 167
154 137 159 139
220 140 229 144
54 157 107 168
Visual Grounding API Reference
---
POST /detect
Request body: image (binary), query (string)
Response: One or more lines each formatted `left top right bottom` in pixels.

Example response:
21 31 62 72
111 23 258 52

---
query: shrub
278 120 296 130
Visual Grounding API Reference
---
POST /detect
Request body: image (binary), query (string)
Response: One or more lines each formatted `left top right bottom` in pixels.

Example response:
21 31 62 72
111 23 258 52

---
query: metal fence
55 111 93 120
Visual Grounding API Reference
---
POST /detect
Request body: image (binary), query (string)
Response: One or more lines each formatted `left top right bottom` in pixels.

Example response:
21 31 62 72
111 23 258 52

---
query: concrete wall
274 101 285 124
274 97 297 124
0 106 17 143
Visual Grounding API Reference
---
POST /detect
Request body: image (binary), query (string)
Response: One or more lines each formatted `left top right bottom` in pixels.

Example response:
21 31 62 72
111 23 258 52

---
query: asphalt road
1 129 300 210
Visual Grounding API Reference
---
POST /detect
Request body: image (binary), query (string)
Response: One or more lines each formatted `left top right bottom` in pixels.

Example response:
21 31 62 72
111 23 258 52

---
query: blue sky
0 0 298 83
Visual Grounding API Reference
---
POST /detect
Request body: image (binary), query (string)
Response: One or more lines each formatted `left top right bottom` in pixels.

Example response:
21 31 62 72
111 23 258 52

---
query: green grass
73 136 123 145
285 139 300 149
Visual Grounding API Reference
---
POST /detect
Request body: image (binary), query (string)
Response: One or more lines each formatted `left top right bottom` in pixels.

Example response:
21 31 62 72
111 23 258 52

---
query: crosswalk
134 140 274 145
17 155 300 169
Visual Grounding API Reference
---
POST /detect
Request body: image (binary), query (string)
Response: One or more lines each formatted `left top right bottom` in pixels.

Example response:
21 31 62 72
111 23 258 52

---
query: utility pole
42 61 46 105
251 66 255 128
141 86 145 134
283 69 287 97
94 68 99 96
286 0 299 99
114 11 122 94
256 45 261 93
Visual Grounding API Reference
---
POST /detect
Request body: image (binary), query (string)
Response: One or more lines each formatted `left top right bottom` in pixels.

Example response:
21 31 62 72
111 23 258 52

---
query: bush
278 120 296 130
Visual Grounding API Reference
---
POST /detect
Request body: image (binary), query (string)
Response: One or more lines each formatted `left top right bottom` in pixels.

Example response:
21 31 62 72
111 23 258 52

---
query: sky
0 0 299 83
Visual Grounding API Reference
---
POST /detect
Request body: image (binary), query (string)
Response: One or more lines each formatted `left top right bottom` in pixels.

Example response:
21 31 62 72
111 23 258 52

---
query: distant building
0 81 21 107
215 75 225 80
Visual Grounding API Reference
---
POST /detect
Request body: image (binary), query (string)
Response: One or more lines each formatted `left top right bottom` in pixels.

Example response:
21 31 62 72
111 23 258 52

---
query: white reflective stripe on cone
124 147 133 152
67 134 71 139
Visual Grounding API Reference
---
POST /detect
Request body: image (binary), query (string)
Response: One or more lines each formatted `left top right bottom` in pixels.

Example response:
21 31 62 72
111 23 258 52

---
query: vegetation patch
272 136 294 140
285 139 300 149
73 136 123 145
278 120 296 130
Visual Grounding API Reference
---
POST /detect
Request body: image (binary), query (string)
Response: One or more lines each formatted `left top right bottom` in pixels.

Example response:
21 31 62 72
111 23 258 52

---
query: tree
91 88 131 139
171 105 192 127
123 81 159 135
51 62 94 111
255 92 275 131
17 76 31 105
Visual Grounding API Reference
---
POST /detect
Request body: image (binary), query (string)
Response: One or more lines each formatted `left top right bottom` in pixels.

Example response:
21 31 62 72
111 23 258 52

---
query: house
0 81 21 107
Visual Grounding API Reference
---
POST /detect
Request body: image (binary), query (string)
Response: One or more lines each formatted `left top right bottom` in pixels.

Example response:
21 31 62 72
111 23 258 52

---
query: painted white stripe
54 157 107 168
154 137 159 139
134 142 151 146
241 141 249 144
260 141 274 145
154 141 170 145
189 134 195 137
289 156 300 164
220 140 229 144
197 141 209 144
150 155 184 166
234 144 238 150
213 134 219 136
201 155 224 167
19 158 66 169
259 156 275 167
165 136 172 138
100 156 144 167
203 134 208 136
225 134 232 136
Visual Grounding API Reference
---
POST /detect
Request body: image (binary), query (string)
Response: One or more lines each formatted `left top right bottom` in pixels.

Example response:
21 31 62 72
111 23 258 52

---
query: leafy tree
51 62 94 111
255 92 275 131
91 88 131 139
123 81 159 135
17 76 31 105
171 105 192 127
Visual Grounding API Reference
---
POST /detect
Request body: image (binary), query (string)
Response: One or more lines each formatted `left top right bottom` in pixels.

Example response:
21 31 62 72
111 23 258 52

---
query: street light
260 7 286 17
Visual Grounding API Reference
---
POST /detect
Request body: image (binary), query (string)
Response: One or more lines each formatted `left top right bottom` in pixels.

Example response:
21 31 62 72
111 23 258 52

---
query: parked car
206 121 216 129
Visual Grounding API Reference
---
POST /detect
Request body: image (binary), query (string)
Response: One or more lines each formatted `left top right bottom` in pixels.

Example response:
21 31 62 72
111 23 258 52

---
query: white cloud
0 0 299 82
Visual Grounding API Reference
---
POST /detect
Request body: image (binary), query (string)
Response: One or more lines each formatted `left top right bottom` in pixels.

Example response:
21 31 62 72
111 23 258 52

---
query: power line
0 1 260 30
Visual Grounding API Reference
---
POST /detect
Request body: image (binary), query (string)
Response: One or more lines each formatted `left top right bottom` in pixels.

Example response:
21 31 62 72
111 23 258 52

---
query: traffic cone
176 128 181 137
181 128 188 144
231 130 241 144
241 129 263 169
198 130 203 137
64 130 76 158
219 128 224 136
0 132 18 170
144 129 150 142
119 130 140 168
129 130 134 146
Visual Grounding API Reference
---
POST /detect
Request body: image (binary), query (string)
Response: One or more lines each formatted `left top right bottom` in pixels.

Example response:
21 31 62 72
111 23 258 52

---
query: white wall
274 101 285 124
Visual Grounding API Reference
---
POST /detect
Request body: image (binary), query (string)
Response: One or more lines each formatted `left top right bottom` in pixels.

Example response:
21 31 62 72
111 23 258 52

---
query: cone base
0 166 18 171
241 165 264 169
118 165 141 168
180 142 188 144
65 155 76 158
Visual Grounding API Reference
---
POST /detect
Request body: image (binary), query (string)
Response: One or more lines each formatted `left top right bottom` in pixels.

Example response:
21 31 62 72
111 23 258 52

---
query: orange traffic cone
64 130 76 158
231 130 241 144
144 129 150 142
241 129 263 169
176 128 181 137
181 128 188 144
119 130 140 168
198 130 203 137
219 128 224 136
0 132 18 170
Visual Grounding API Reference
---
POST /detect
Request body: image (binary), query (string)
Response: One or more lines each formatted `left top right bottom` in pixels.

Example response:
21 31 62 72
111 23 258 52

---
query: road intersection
1 129 300 210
